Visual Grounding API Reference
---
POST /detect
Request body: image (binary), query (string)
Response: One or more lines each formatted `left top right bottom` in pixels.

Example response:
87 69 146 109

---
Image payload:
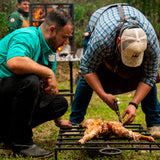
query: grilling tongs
114 101 122 123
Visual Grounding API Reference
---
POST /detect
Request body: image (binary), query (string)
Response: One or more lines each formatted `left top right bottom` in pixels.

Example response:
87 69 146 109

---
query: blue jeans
70 75 160 127
141 84 160 127
70 32 160 127
70 76 93 124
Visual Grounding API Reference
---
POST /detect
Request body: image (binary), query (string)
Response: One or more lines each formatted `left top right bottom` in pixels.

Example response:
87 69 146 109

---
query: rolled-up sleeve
141 33 160 86
80 33 105 75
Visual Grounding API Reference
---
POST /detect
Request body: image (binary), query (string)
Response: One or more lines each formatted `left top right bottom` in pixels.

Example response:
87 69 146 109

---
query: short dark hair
18 0 30 4
44 9 73 30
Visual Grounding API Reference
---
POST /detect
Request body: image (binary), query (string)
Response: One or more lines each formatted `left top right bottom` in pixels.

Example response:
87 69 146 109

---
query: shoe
147 126 160 138
12 143 53 157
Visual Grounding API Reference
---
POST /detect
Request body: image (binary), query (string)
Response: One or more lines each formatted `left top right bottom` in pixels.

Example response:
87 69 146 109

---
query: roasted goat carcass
78 118 102 144
78 119 155 144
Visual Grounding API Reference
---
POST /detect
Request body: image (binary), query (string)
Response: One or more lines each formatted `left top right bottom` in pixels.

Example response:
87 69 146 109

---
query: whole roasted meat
78 118 155 144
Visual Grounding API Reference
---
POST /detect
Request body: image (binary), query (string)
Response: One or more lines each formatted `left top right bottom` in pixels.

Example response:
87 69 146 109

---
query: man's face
47 23 73 52
18 1 30 13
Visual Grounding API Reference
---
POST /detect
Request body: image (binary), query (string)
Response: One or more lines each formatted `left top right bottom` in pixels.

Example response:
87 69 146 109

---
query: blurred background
0 0 159 48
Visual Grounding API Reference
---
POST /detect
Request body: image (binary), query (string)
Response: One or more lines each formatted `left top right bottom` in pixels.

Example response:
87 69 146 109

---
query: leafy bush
74 3 93 48
0 12 9 39
0 0 159 45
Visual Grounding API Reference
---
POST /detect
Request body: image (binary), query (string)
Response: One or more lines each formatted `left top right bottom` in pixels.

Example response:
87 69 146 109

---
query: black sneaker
12 144 53 157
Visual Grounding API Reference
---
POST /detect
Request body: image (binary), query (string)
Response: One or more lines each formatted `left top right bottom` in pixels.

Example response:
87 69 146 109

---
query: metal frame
55 124 160 160
29 3 75 103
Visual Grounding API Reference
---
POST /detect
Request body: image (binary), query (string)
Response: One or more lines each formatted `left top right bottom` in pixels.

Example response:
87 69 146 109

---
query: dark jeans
70 75 160 127
0 74 68 145
69 34 160 127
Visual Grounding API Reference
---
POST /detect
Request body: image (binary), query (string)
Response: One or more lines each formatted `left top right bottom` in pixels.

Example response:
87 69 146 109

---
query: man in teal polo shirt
0 9 73 157
8 0 30 32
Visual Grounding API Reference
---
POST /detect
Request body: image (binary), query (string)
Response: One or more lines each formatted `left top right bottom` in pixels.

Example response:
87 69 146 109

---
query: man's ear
49 26 56 33
117 37 121 53
116 37 121 44
17 4 20 8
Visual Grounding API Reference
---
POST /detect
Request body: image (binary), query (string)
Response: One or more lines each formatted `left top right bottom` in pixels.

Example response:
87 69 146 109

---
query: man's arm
83 72 118 110
7 56 58 94
122 81 152 125
8 12 22 32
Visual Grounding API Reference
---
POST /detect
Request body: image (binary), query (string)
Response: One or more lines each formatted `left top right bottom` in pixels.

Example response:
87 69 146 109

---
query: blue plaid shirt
80 3 160 87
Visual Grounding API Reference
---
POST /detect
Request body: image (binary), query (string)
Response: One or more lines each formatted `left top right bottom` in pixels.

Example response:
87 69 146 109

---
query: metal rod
55 123 160 159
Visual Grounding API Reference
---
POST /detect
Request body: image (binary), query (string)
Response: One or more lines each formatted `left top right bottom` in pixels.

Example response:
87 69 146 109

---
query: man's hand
104 94 118 110
59 120 72 128
122 104 136 125
7 56 59 96
44 76 59 95
84 32 90 37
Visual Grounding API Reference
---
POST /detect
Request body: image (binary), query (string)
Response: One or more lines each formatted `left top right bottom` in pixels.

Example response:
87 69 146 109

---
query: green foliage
74 0 160 47
74 3 91 47
0 63 160 159
0 12 9 39
128 0 160 39
0 0 160 43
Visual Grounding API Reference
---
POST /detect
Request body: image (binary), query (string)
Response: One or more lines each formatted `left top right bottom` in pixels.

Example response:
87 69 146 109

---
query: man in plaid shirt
70 3 160 138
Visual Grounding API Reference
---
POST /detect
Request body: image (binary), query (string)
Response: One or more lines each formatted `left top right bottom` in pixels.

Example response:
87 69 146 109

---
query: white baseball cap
121 28 147 67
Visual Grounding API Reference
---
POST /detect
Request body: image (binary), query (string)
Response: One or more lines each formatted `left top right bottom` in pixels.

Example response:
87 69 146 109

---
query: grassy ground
0 63 160 160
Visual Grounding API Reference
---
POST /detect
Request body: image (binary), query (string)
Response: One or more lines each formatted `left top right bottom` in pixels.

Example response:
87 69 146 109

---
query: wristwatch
55 119 63 127
129 102 138 109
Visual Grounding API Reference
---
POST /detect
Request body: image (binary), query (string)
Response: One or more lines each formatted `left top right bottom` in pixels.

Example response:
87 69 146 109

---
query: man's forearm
132 81 152 105
7 56 54 79
83 73 107 101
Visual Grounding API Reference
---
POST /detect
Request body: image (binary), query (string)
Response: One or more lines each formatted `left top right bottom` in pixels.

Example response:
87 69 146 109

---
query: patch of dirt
56 61 80 84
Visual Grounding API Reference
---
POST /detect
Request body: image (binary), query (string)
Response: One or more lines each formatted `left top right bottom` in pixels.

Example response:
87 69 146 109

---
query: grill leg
69 61 73 104
55 150 57 160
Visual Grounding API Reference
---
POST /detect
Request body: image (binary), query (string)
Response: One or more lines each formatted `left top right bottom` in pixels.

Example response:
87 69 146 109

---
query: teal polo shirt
0 26 56 80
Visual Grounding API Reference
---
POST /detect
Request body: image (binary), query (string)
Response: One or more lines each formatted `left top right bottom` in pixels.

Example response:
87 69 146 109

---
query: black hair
44 9 73 30
18 0 30 4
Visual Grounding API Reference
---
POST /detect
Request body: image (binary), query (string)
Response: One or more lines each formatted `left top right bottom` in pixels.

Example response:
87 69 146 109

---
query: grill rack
55 124 160 159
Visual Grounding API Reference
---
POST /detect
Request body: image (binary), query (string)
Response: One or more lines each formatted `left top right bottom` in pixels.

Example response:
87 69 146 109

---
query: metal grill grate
55 124 160 159
29 3 75 54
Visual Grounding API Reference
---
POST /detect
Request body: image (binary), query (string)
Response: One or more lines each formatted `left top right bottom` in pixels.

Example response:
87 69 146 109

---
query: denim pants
70 34 160 127
70 75 160 127
0 74 68 145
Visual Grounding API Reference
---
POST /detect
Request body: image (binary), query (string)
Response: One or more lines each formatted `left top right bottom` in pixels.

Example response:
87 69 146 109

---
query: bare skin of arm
7 56 73 127
122 81 152 125
7 56 58 95
82 35 152 125
84 72 152 126
83 72 118 110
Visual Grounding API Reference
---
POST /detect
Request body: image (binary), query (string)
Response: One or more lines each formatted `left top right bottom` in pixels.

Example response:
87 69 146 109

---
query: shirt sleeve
8 12 22 33
80 6 119 75
7 33 39 61
141 32 160 86
80 26 116 75
80 33 105 75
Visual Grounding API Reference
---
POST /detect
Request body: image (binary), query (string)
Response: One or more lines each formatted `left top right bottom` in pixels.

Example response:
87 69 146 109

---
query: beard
46 35 64 53
47 36 57 52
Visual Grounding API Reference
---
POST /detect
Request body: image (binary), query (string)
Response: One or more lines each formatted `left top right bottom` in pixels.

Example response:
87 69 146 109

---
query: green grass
1 65 160 159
